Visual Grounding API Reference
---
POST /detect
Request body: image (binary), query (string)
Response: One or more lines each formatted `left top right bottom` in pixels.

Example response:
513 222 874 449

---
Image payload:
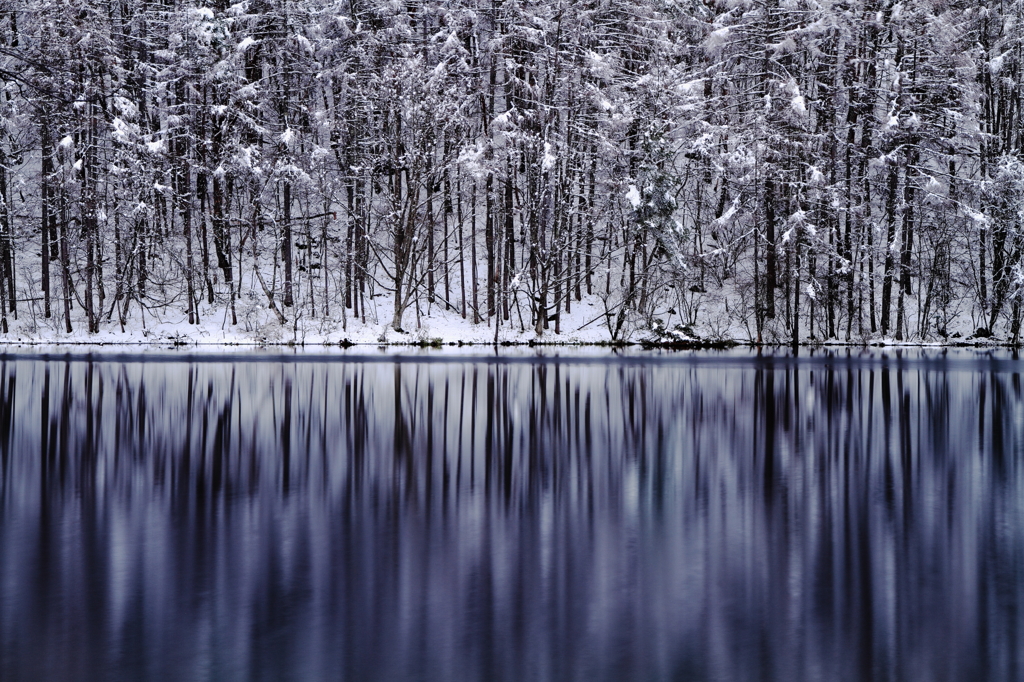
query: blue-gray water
1 349 1023 682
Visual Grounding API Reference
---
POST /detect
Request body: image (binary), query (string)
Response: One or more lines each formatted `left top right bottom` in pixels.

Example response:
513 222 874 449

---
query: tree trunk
283 181 294 308
880 163 898 335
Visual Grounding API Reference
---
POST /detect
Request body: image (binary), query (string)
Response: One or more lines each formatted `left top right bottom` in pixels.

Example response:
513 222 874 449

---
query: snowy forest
0 0 1021 344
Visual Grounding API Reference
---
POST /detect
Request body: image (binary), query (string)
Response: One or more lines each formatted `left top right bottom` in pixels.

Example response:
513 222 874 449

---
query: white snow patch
114 96 138 119
626 185 642 209
966 208 990 227
541 142 556 171
112 118 136 144
717 198 739 223
492 110 514 130
705 27 731 53
585 51 615 81
990 52 1006 75
791 95 807 116
677 79 704 96
237 84 258 100
772 37 797 55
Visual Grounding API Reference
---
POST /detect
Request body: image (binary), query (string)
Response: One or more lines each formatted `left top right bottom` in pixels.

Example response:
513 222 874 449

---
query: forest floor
0 285 1013 349
0 274 1011 348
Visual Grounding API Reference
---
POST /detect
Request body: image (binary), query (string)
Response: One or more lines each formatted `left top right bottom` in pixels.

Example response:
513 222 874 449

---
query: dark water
1 349 1023 682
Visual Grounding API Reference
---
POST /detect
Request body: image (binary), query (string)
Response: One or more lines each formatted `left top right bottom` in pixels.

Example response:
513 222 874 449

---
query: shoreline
0 338 1019 350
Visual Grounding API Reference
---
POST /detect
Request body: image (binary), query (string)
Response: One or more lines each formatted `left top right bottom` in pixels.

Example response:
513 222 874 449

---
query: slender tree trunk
765 178 777 319
504 172 515 321
471 181 479 324
283 181 294 308
427 174 436 305
59 195 72 334
880 163 898 335
181 174 196 325
40 122 54 318
792 239 800 351
197 172 214 303
0 165 12 321
82 128 98 334
485 173 495 319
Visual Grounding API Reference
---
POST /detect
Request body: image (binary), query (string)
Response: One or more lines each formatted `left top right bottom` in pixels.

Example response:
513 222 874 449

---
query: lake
1 348 1023 681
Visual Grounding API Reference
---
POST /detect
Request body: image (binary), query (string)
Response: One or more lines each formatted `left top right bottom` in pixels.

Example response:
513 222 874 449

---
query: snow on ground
0 290 627 347
0 277 1008 348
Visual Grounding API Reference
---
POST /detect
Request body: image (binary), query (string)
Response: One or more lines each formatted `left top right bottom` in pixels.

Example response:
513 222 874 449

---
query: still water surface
1 349 1023 682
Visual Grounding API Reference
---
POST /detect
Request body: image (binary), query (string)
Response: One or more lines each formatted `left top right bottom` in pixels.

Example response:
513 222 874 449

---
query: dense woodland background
0 0 1020 342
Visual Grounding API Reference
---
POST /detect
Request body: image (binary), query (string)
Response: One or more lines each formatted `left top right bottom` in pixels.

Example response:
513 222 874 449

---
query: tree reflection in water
1 351 1023 682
